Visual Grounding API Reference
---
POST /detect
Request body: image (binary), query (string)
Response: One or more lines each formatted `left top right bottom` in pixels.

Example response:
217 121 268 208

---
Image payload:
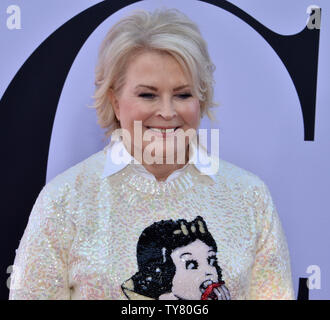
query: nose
204 265 216 278
157 97 176 120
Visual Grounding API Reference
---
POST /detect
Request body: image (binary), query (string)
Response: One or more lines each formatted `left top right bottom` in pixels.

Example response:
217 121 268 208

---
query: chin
174 293 201 300
141 143 186 165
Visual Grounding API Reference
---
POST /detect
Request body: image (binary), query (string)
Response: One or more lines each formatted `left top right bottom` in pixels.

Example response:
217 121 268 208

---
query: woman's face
109 50 201 164
170 239 219 300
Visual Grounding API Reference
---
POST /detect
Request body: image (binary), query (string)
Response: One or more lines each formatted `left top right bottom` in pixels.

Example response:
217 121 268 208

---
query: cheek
180 100 201 127
172 266 199 285
118 99 151 128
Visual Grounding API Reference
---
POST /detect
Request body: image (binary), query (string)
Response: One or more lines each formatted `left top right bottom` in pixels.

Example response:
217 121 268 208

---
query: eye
185 260 198 270
176 93 192 99
139 93 156 99
207 255 217 266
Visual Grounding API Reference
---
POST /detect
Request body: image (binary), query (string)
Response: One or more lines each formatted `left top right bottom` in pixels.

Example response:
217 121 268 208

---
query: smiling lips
146 126 180 137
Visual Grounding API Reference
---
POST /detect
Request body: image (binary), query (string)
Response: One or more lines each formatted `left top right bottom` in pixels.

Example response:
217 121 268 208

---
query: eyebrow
135 84 190 92
180 252 192 259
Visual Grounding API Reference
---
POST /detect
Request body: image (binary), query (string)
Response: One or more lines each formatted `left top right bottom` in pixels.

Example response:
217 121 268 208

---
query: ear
108 88 120 121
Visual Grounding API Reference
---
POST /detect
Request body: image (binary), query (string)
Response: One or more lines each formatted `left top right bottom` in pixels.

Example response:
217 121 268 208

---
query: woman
9 8 294 300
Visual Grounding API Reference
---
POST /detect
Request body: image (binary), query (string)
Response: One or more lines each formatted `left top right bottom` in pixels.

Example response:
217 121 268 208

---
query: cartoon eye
208 255 217 266
185 260 198 270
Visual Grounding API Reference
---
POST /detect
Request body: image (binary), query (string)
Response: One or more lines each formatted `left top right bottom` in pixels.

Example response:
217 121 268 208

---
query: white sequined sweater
9 148 294 300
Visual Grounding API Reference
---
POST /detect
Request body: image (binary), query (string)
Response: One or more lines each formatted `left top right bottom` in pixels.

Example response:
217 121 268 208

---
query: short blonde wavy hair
92 8 216 137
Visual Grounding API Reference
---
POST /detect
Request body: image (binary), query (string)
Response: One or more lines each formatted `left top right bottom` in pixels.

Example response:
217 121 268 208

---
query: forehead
172 239 215 258
124 50 191 86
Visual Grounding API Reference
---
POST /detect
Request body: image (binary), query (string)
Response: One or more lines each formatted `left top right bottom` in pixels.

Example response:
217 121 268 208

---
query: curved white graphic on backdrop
46 0 330 299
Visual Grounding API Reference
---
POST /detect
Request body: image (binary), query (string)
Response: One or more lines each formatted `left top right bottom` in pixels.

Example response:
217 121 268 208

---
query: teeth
149 127 176 133
200 280 213 293
203 280 213 288
203 280 213 289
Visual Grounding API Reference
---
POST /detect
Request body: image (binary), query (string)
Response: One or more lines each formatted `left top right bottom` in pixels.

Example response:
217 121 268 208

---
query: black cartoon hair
131 216 223 299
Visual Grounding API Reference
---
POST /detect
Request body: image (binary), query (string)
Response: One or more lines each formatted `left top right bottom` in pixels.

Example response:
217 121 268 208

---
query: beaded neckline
108 163 214 196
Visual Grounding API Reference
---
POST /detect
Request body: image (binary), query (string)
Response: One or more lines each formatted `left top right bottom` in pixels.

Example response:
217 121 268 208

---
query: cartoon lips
200 280 230 300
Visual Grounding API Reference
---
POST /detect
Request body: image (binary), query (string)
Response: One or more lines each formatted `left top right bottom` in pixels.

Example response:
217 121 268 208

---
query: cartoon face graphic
121 216 231 300
167 239 219 300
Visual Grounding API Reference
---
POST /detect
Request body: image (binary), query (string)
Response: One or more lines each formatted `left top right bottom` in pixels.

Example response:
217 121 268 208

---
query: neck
142 161 187 181
121 139 190 182
141 145 190 181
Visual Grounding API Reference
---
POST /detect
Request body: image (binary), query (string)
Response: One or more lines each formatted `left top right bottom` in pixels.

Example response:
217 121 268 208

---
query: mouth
199 279 214 294
146 126 180 133
145 126 181 137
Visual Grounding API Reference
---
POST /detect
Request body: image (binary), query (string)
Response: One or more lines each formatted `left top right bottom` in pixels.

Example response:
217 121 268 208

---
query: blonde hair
92 8 216 137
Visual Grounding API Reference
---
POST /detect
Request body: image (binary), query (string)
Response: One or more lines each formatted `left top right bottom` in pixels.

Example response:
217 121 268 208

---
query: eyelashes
176 93 193 99
185 259 199 270
138 92 192 100
138 93 156 99
207 255 217 266
184 256 218 270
